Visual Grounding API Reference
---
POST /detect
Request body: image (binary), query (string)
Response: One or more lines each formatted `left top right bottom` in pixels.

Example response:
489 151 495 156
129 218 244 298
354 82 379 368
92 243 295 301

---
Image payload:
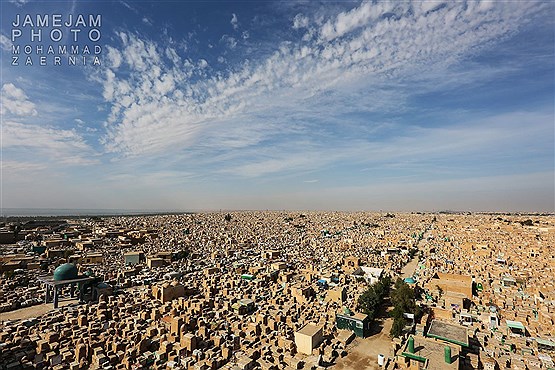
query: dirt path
331 240 424 369
0 298 79 322
332 317 393 370
401 257 419 279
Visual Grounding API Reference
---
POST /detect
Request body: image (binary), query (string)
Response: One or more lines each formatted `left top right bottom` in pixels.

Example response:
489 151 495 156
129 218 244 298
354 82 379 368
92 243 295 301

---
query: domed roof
53 263 78 281
404 277 416 284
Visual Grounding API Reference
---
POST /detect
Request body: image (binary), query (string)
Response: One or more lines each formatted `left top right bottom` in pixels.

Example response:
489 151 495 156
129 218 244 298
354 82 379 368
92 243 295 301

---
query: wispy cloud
0 34 11 51
231 13 239 30
2 0 549 211
3 121 99 165
8 0 30 7
2 161 46 173
1 84 98 168
119 0 137 13
1 83 37 116
93 0 547 177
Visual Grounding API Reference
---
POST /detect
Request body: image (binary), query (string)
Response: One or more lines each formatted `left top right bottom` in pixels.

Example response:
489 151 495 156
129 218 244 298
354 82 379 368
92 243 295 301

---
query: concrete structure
426 272 473 298
81 253 103 264
352 266 384 284
147 256 165 269
426 320 469 347
336 312 371 338
1 211 554 369
38 263 94 308
294 323 323 355
232 298 255 315
400 336 460 369
151 281 188 303
124 251 144 265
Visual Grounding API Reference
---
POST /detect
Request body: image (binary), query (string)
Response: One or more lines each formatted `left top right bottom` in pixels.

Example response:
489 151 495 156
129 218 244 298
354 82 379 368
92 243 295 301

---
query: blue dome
404 277 416 284
53 263 78 281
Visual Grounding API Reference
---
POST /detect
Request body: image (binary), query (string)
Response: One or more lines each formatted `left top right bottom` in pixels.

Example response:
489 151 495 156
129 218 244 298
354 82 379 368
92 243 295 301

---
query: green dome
53 263 78 281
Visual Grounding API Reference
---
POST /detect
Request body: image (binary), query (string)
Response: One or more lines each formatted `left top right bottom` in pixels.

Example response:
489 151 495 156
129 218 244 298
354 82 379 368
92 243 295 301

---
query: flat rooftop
336 312 368 321
297 323 322 337
402 336 460 370
426 320 469 347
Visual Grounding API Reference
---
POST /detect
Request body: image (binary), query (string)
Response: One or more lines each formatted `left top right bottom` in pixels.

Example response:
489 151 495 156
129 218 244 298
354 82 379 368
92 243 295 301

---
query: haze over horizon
1 0 554 212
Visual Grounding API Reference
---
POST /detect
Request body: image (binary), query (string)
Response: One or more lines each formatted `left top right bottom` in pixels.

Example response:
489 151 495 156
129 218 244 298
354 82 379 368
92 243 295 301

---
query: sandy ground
0 298 79 322
332 317 393 369
401 257 420 279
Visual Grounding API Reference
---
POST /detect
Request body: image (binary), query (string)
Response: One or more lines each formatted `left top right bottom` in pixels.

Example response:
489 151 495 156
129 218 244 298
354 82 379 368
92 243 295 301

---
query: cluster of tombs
393 213 555 370
0 211 554 369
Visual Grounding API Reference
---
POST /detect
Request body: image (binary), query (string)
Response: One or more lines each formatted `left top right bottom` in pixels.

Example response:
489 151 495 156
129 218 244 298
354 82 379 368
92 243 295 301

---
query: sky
0 0 554 213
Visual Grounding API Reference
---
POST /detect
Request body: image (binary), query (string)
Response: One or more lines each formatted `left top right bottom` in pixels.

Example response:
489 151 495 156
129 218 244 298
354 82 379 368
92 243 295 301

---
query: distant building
352 266 384 285
325 286 347 304
82 253 104 264
342 256 360 274
265 250 280 259
147 257 165 269
291 285 315 304
232 298 255 315
506 320 526 337
151 281 189 303
271 262 287 271
124 251 145 265
426 272 473 299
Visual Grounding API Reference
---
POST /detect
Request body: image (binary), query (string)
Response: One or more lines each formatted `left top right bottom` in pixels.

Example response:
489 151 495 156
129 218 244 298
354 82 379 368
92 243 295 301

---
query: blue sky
0 0 553 212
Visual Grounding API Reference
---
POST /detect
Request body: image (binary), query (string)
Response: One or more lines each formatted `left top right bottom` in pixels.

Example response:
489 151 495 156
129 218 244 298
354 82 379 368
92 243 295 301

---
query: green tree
357 286 380 320
357 275 392 320
390 317 406 337
390 278 421 337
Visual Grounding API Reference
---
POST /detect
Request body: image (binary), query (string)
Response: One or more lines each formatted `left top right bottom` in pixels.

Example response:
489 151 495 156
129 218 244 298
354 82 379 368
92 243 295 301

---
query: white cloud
320 1 391 41
220 35 237 49
9 0 30 6
0 34 11 51
3 121 98 165
210 110 553 178
119 0 137 13
93 0 547 174
106 46 123 69
293 14 309 29
198 59 208 69
1 83 37 116
231 13 239 30
2 161 46 173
